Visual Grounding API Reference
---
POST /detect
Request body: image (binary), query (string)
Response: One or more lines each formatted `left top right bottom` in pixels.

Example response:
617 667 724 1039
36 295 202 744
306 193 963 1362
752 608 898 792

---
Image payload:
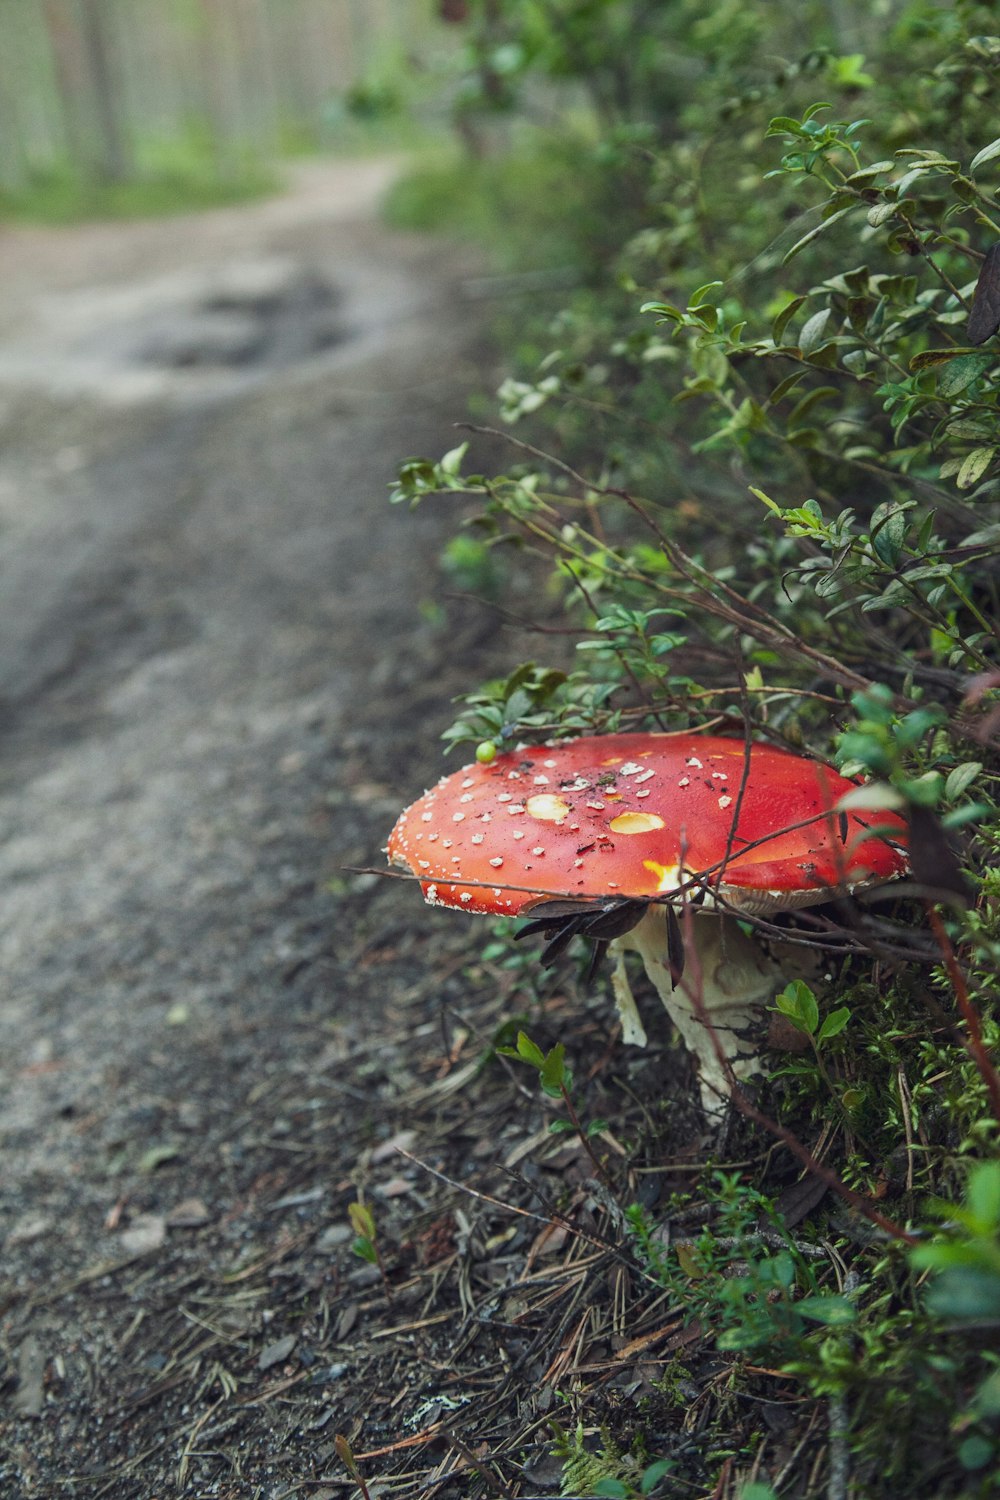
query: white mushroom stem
609 904 783 1120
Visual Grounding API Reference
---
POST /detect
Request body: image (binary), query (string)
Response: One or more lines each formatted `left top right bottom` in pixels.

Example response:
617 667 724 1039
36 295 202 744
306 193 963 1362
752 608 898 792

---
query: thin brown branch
925 903 1000 1126
678 899 919 1245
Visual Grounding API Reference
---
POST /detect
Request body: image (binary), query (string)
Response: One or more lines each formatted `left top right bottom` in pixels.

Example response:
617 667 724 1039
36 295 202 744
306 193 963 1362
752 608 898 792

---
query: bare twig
926 903 1000 1126
679 898 919 1245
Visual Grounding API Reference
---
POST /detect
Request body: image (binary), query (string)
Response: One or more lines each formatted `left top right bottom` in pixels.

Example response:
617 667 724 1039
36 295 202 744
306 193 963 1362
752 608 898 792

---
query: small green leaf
352 1236 378 1263
772 296 807 344
515 1031 546 1068
927 1267 1000 1320
937 354 993 397
957 447 995 490
971 136 1000 172
440 441 468 476
967 1162 1000 1230
641 1460 675 1492
540 1042 568 1096
958 1435 996 1473
910 346 982 371
817 1006 851 1044
766 372 808 405
348 1201 376 1240
799 307 832 355
945 762 982 801
750 486 781 513
870 505 908 566
797 1294 857 1325
836 782 906 812
775 979 820 1036
767 115 808 136
867 200 899 227
846 161 895 184
690 280 723 305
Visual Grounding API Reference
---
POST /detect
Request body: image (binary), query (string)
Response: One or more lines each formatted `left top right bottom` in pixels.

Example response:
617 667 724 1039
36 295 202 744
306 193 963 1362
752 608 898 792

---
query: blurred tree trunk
0 4 29 191
79 0 131 180
196 0 243 175
41 0 131 182
41 0 94 178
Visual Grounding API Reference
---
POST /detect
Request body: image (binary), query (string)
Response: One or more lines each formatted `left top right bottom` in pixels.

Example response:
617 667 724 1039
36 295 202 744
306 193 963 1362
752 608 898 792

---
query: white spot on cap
421 812 433 823
460 793 473 803
686 757 703 768
718 795 732 810
461 777 475 789
586 801 606 811
418 860 430 870
619 761 644 776
512 829 525 840
460 892 472 903
442 839 453 848
543 759 557 768
561 777 590 792
532 847 544 856
428 833 439 842
472 834 485 845
636 789 650 799
480 812 492 823
678 777 690 788
507 805 525 815
507 771 522 780
533 775 550 785
489 856 504 868
633 768 655 784
497 793 513 803
712 771 728 781
452 812 465 823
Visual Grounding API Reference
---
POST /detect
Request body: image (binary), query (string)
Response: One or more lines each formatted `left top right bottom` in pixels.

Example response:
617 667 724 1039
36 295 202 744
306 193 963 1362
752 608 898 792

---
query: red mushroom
386 733 908 1116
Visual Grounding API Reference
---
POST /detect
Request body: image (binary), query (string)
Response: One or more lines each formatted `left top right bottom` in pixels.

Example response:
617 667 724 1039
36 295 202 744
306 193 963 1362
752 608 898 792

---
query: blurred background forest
0 0 447 217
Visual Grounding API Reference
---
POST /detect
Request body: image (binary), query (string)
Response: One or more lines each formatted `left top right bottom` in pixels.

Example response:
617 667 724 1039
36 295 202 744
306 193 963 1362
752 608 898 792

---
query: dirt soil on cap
0 160 811 1500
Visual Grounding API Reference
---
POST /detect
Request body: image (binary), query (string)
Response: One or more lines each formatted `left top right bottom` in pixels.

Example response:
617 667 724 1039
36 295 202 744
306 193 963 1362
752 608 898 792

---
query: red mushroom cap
386 733 908 916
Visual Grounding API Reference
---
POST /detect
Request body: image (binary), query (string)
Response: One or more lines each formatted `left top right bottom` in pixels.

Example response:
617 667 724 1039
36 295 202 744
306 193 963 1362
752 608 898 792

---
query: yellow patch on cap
609 811 666 835
525 793 571 823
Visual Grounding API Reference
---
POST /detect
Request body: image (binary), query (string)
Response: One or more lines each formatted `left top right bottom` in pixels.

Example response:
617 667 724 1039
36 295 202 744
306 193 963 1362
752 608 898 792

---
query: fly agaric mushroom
386 733 907 1117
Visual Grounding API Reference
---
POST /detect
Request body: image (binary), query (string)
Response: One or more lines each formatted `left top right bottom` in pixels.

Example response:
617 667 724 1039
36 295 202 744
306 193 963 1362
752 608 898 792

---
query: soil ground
0 159 804 1500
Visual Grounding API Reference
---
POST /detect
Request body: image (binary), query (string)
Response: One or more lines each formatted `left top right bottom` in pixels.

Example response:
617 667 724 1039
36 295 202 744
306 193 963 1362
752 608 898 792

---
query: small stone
258 1333 297 1371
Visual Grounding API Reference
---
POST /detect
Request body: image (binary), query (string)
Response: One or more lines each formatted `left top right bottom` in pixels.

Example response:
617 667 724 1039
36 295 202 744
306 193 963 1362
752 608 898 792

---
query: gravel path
0 158 495 1201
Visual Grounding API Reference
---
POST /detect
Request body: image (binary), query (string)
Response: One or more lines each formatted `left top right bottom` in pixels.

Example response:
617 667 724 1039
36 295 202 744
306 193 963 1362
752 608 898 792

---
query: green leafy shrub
395 2 1000 1493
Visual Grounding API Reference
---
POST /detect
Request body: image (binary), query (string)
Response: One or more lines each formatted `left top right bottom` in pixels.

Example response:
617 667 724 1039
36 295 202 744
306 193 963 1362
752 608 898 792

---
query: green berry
475 740 498 764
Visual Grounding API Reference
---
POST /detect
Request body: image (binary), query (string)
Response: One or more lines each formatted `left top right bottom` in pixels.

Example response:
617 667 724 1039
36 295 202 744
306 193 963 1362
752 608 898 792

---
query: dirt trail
0 159 525 1495
0 155 490 1154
